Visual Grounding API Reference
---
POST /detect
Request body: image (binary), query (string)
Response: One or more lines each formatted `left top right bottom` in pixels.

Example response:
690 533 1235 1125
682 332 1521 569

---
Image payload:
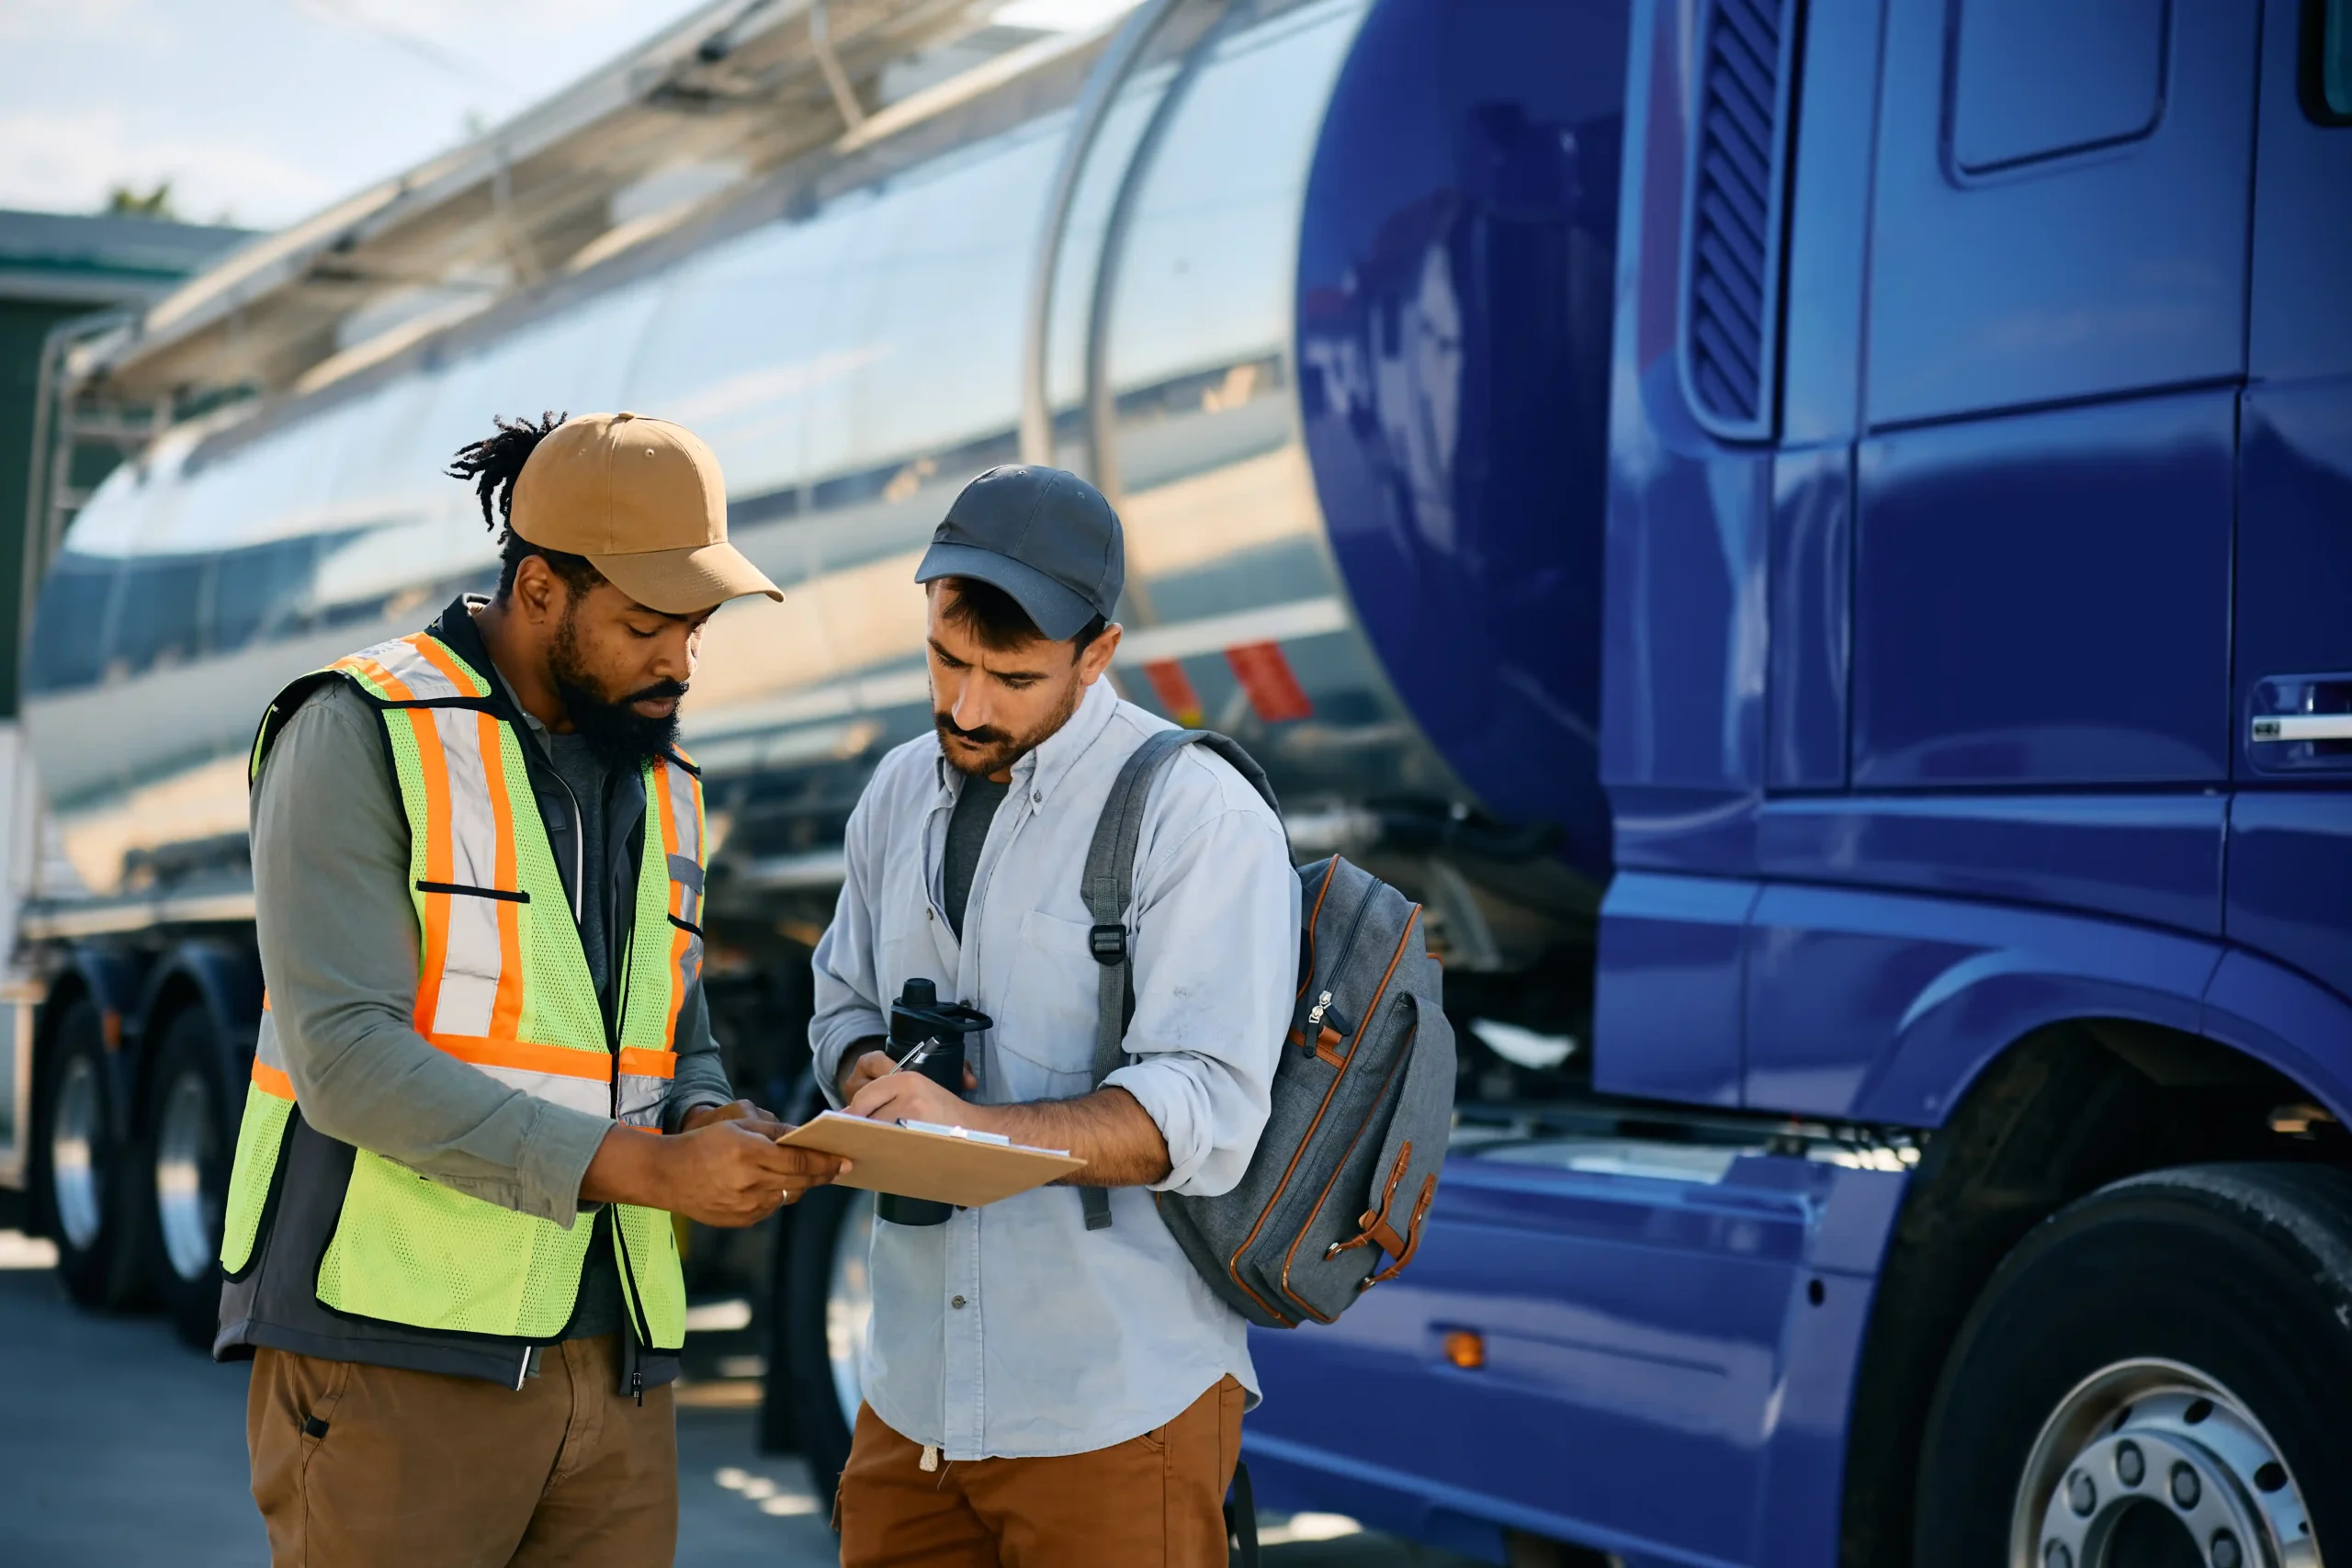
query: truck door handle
2250 715 2352 743
2247 673 2352 770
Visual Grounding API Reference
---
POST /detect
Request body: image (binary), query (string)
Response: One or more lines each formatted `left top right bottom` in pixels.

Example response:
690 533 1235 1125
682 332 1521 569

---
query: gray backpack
1080 729 1454 1327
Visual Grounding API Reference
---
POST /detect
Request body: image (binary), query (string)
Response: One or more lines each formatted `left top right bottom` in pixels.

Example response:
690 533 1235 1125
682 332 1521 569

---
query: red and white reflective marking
1224 642 1312 723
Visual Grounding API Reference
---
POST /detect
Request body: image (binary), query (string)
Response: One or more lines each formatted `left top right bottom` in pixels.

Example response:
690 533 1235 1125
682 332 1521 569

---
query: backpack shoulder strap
1077 728 1282 1230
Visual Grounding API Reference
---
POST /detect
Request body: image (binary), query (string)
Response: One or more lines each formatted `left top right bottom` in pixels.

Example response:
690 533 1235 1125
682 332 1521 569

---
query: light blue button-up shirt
809 677 1298 1459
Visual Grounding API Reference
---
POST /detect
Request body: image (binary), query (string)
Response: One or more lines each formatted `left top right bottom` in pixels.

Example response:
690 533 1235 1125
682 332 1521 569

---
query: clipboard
778 1111 1086 1207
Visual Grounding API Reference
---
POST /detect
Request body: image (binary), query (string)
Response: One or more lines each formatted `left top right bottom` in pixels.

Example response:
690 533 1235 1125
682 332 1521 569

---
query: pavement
0 1233 1480 1567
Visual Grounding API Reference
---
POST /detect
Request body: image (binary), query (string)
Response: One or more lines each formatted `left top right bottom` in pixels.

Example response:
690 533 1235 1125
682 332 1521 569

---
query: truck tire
775 1181 875 1506
39 998 145 1309
1916 1163 2350 1568
140 1009 235 1351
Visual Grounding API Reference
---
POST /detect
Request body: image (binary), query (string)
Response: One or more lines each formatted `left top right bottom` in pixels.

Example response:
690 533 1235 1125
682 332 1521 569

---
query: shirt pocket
989 908 1103 1095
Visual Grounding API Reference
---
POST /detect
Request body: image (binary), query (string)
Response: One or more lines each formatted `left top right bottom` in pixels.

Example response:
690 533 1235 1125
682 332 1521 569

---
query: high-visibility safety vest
220 630 703 1351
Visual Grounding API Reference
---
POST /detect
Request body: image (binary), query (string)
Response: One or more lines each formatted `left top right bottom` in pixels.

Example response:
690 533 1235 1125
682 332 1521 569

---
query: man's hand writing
843 1063 981 1129
841 1063 1170 1188
838 1044 978 1106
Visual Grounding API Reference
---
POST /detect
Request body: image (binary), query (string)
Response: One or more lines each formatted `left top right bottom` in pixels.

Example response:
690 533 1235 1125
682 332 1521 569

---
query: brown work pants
837 1375 1246 1568
247 1337 677 1568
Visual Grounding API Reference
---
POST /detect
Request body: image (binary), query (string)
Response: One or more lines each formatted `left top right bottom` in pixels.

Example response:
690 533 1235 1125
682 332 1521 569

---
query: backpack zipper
1301 880 1379 1044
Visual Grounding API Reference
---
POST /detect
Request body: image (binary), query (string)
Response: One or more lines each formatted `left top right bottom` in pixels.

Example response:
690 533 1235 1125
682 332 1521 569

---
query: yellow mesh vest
220 631 698 1350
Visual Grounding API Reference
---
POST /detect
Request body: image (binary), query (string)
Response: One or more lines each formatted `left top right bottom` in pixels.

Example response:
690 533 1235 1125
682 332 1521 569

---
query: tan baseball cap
507 412 782 615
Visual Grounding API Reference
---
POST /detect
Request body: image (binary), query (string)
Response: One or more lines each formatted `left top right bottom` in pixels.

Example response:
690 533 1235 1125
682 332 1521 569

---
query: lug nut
2044 1541 2074 1568
2069 1472 2097 1516
2171 1462 2201 1509
2114 1441 2144 1486
2211 1531 2242 1568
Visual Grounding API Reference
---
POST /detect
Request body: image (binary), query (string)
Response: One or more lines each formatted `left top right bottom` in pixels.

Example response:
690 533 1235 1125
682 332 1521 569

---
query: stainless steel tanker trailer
6 0 1611 1454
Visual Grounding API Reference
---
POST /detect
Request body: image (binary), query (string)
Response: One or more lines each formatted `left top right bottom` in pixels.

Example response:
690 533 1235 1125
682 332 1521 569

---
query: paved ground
0 1234 1480 1566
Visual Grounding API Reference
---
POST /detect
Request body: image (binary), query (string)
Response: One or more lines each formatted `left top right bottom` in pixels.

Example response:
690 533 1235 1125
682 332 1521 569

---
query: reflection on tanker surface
24 0 1621 1095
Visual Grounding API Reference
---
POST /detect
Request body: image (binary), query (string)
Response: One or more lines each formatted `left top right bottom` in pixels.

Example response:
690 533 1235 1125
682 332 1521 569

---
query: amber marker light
1442 1329 1486 1371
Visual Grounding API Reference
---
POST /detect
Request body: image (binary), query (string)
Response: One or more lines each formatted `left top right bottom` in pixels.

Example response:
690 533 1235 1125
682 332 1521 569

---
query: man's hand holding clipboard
775 1111 1084 1209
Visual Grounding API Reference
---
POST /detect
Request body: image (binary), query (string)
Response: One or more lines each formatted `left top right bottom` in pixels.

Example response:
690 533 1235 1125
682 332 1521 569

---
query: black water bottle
874 979 993 1227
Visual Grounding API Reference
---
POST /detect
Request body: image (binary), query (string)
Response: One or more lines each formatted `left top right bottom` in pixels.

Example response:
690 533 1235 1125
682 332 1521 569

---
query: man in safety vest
216 411 845 1567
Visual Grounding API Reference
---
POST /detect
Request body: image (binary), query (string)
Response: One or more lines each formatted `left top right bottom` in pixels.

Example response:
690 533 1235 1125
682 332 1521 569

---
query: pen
881 1040 936 1079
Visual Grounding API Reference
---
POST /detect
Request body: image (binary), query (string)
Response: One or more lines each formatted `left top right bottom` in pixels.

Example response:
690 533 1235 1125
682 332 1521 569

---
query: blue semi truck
6 1 2348 1562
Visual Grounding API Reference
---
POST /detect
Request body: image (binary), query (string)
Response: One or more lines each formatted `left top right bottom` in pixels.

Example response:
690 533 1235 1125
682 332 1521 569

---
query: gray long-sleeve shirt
251 673 733 1236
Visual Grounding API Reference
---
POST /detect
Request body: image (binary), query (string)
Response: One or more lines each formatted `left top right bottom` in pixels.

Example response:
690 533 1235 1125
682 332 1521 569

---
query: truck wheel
40 999 144 1309
1916 1164 2348 1567
776 1182 874 1506
140 1010 234 1351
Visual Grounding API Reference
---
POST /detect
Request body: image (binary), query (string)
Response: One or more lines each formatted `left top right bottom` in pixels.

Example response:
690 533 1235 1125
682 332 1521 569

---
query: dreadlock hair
934 575 1108 658
446 412 606 604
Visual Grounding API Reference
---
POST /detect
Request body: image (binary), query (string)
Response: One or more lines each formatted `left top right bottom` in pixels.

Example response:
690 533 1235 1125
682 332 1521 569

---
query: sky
0 0 1135 233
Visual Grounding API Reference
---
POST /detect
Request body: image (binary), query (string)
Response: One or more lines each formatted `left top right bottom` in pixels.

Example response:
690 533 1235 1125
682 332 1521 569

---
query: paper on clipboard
778 1111 1085 1207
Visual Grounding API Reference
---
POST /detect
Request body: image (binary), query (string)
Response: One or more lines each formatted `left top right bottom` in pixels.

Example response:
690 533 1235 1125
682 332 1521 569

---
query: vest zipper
611 1214 658 1357
548 770 586 924
560 758 650 1363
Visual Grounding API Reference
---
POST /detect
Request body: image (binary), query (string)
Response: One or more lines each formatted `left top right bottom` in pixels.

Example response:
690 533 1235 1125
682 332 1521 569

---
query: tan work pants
837 1375 1246 1568
248 1336 677 1568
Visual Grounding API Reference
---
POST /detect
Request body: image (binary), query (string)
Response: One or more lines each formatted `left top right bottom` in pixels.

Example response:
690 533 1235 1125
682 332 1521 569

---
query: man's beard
549 606 688 773
933 678 1082 780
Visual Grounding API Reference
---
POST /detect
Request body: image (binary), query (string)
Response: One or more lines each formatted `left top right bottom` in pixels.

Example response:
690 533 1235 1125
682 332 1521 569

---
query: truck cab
1244 2 2352 1562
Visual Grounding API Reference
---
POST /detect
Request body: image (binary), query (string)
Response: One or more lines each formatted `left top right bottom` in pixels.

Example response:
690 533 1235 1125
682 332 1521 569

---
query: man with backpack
809 465 1299 1566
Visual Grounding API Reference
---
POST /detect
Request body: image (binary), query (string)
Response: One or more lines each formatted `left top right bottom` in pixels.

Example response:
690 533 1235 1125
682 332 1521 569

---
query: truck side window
2309 0 2352 122
1951 0 2168 173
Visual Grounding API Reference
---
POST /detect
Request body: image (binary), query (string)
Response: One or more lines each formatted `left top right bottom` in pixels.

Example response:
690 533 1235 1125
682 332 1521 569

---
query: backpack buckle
1089 924 1127 965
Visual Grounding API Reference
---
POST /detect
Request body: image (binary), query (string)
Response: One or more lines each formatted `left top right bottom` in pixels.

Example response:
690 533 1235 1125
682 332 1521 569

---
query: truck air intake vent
1679 0 1797 442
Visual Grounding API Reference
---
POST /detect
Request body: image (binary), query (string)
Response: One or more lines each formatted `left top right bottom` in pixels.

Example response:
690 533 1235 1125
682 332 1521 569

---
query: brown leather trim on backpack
1230 903 1421 1327
1358 1141 1418 1257
1312 1025 1345 1067
1365 1173 1437 1287
1325 1137 1424 1266
1268 910 1422 1321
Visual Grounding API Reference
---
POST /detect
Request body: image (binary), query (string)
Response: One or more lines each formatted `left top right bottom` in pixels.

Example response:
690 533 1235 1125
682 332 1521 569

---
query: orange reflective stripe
690 761 706 863
428 1034 613 1083
616 1047 677 1078
252 1059 294 1100
405 706 455 1033
348 655 416 703
653 759 694 1049
652 757 683 861
477 710 527 1046
407 634 481 697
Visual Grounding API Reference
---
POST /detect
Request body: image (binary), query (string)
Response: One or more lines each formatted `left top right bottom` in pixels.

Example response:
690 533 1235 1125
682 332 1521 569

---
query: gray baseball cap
914 465 1124 641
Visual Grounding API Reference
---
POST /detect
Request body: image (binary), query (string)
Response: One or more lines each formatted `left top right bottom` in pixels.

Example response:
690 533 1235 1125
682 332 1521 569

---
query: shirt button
1031 790 1042 804
951 1295 967 1309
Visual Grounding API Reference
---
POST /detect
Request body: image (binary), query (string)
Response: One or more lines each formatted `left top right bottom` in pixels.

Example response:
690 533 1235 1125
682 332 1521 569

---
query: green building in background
0 210 249 718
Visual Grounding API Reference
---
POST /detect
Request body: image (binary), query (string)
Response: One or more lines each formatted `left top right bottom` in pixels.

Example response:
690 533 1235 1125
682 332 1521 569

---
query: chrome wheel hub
2013 1359 2319 1568
154 1070 220 1281
50 1055 103 1251
826 1190 876 1430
